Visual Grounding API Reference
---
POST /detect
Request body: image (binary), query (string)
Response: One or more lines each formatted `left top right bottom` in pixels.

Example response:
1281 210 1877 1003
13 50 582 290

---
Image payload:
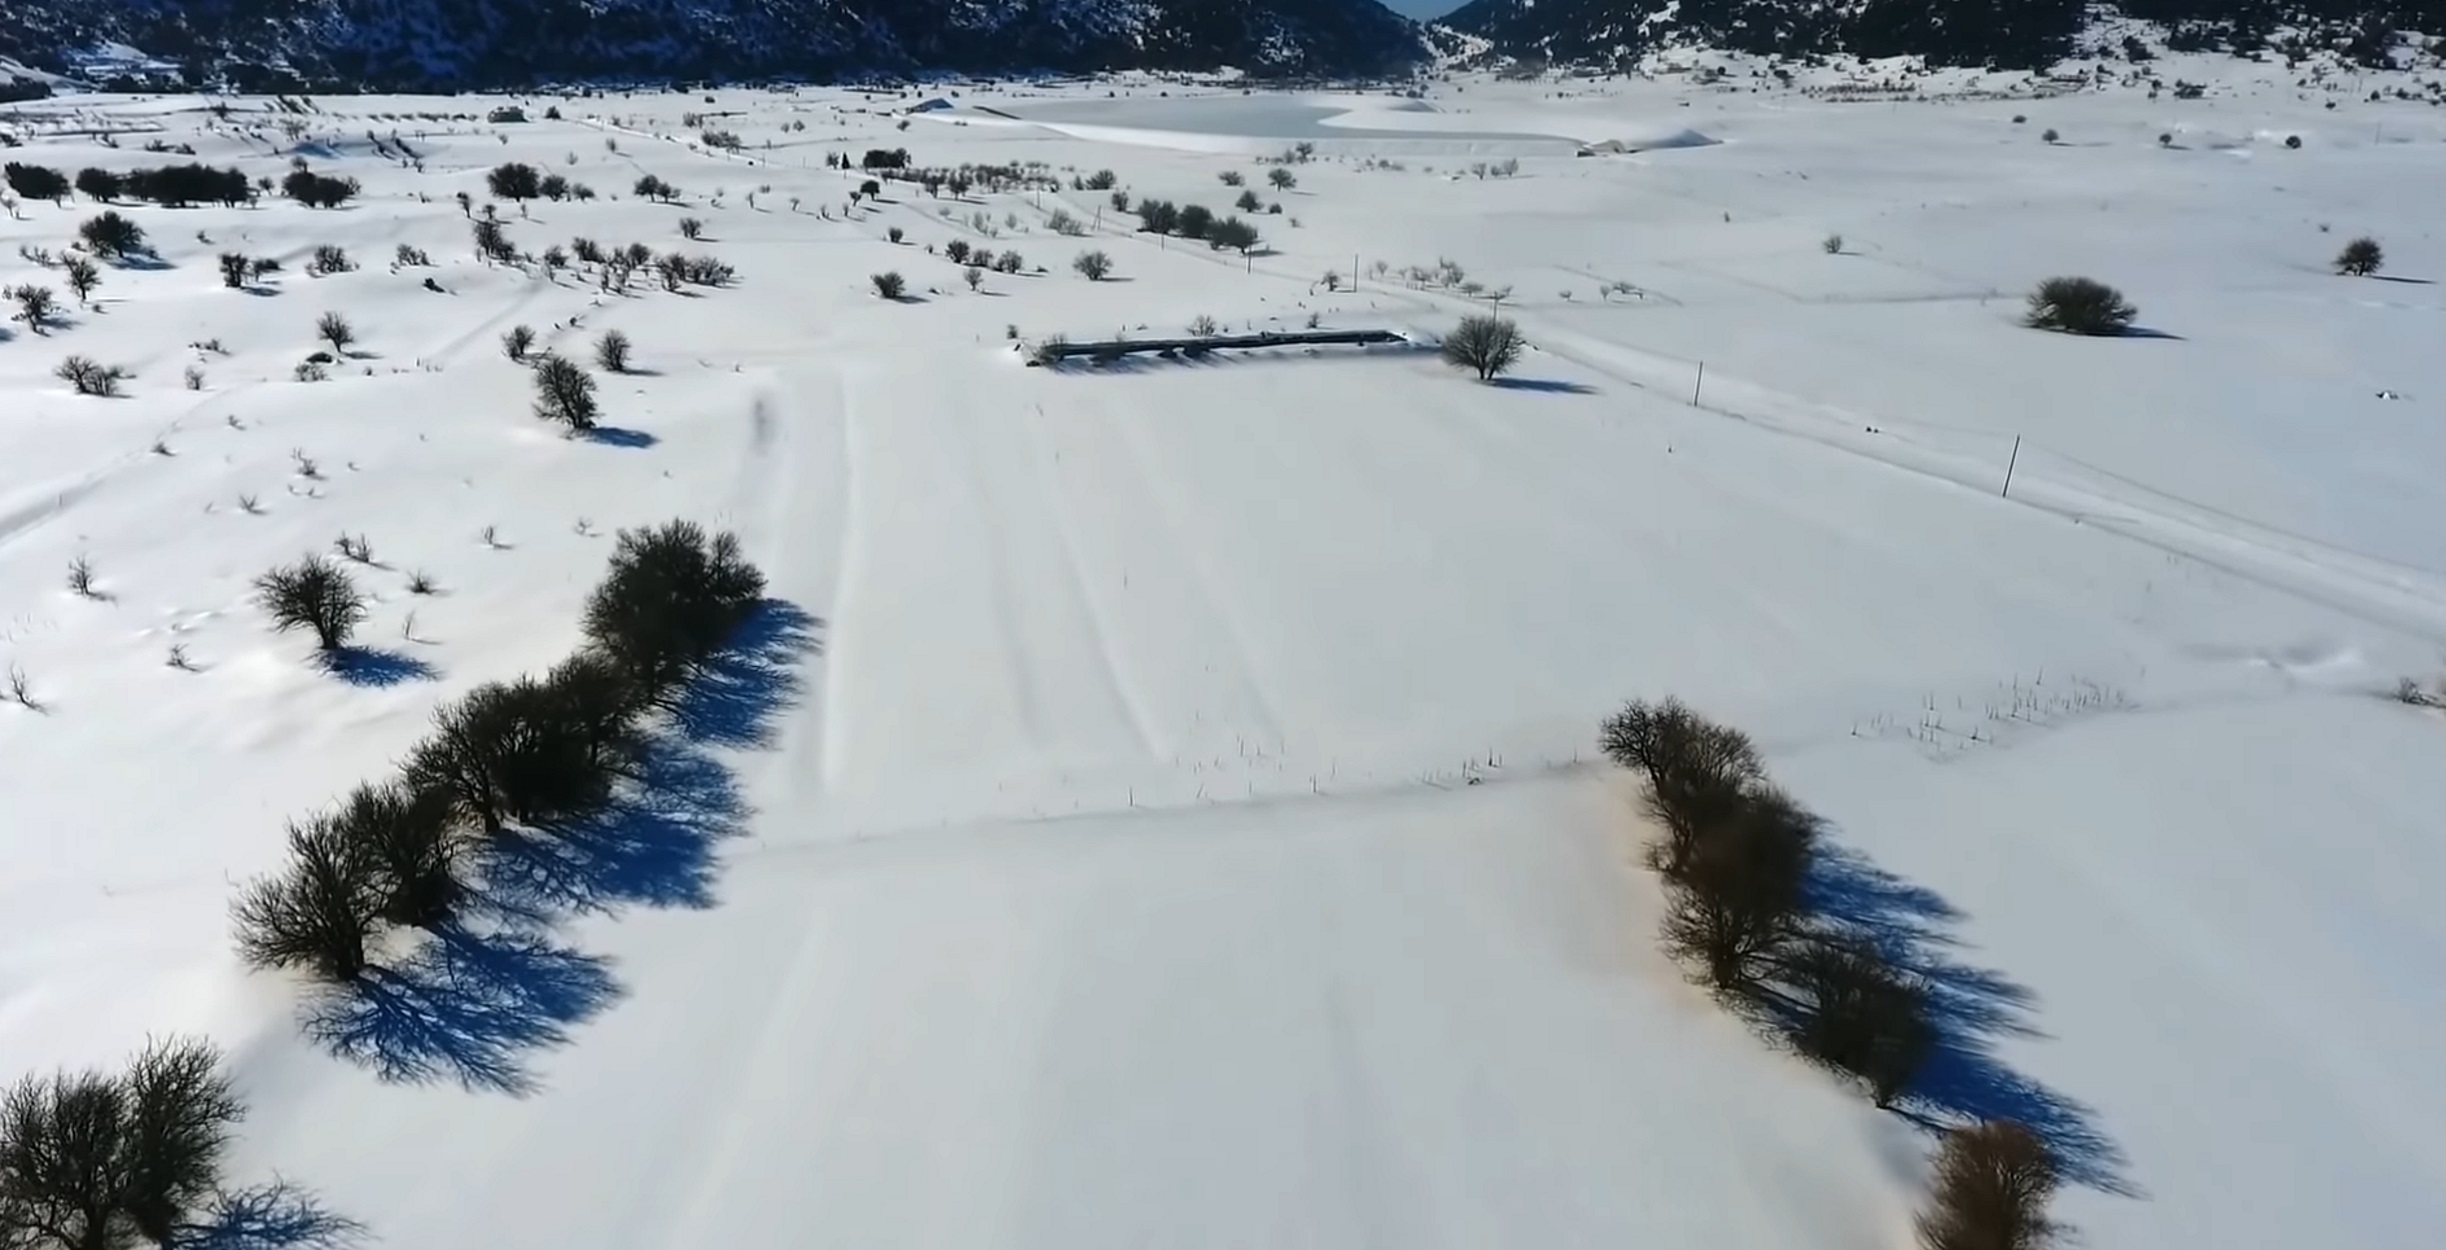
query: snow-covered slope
4 67 2445 1248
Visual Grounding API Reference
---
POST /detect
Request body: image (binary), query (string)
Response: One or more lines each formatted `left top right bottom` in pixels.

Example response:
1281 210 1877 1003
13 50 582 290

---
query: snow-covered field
4 55 2444 1248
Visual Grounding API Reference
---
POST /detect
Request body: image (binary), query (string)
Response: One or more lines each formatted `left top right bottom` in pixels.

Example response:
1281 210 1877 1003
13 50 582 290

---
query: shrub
74 166 123 200
2285 134 2302 149
8 283 58 334
502 323 537 361
254 554 366 651
887 225 904 244
2040 128 2060 143
306 244 353 276
1072 249 1112 280
316 311 355 354
595 328 632 372
1218 169 1244 187
394 242 431 267
654 254 686 292
871 270 906 300
473 218 516 263
581 519 765 701
541 650 650 775
1440 313 1525 382
215 252 250 288
1915 1121 2061 1250
249 257 281 280
2336 236 2383 276
1786 935 1935 1107
487 161 541 200
677 255 733 286
540 173 569 200
0 1037 245 1247
2023 276 2136 336
633 174 676 202
330 781 464 928
679 216 704 240
1046 208 1084 236
572 236 604 264
944 239 971 264
230 815 381 979
963 265 983 291
1823 233 1843 254
1083 169 1117 190
3 160 69 201
531 353 599 432
406 678 618 834
1109 189 1130 211
1134 198 1178 234
55 356 127 396
1235 188 1262 213
993 250 1024 274
1189 313 1219 337
1176 203 1215 240
1207 216 1260 255
282 169 358 208
78 210 146 259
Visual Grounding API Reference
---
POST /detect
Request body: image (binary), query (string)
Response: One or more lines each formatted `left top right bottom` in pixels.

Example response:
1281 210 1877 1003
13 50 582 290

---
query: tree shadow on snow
1802 842 2140 1197
301 600 819 1094
183 1179 368 1249
583 425 658 449
2115 325 2184 341
300 925 623 1097
1489 376 1597 394
317 646 438 687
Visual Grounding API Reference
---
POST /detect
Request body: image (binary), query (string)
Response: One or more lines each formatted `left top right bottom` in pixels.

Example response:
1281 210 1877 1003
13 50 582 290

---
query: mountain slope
1437 0 2436 71
0 0 1429 90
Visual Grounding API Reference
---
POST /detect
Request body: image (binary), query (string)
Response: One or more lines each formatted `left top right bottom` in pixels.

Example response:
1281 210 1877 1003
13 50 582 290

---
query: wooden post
1691 361 1704 407
2001 435 2022 498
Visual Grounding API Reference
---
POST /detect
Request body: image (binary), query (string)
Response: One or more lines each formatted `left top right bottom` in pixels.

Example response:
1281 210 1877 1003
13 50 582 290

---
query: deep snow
4 58 2445 1249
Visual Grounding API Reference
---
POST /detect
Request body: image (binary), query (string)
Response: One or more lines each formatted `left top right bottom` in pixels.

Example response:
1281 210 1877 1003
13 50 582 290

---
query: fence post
1691 361 1704 407
2001 435 2022 498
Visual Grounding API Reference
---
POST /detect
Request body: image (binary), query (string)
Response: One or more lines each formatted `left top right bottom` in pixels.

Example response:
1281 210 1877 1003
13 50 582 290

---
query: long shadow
302 599 817 1094
300 925 623 1096
583 425 658 448
318 646 438 686
1804 842 2138 1196
185 1180 367 1249
1490 376 1597 394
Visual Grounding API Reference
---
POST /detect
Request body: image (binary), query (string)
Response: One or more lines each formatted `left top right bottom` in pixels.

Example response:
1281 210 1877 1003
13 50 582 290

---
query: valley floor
3 57 2443 1248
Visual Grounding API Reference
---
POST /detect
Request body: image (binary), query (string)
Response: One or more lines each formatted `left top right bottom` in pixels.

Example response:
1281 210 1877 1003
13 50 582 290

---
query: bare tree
61 254 99 305
1440 314 1523 381
531 353 599 431
7 283 58 334
2335 236 2383 277
315 311 355 355
1786 935 1935 1108
1916 1121 2062 1250
1072 250 1113 281
230 816 380 980
1600 697 1766 875
594 328 632 372
252 554 367 651
501 323 536 361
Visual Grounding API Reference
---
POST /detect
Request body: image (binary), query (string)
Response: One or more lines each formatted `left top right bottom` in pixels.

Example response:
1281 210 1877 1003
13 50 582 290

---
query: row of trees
1599 698 2061 1250
7 161 353 210
1129 199 1262 254
235 522 766 980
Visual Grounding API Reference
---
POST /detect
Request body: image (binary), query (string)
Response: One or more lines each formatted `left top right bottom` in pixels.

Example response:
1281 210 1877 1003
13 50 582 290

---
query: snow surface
4 61 2446 1248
